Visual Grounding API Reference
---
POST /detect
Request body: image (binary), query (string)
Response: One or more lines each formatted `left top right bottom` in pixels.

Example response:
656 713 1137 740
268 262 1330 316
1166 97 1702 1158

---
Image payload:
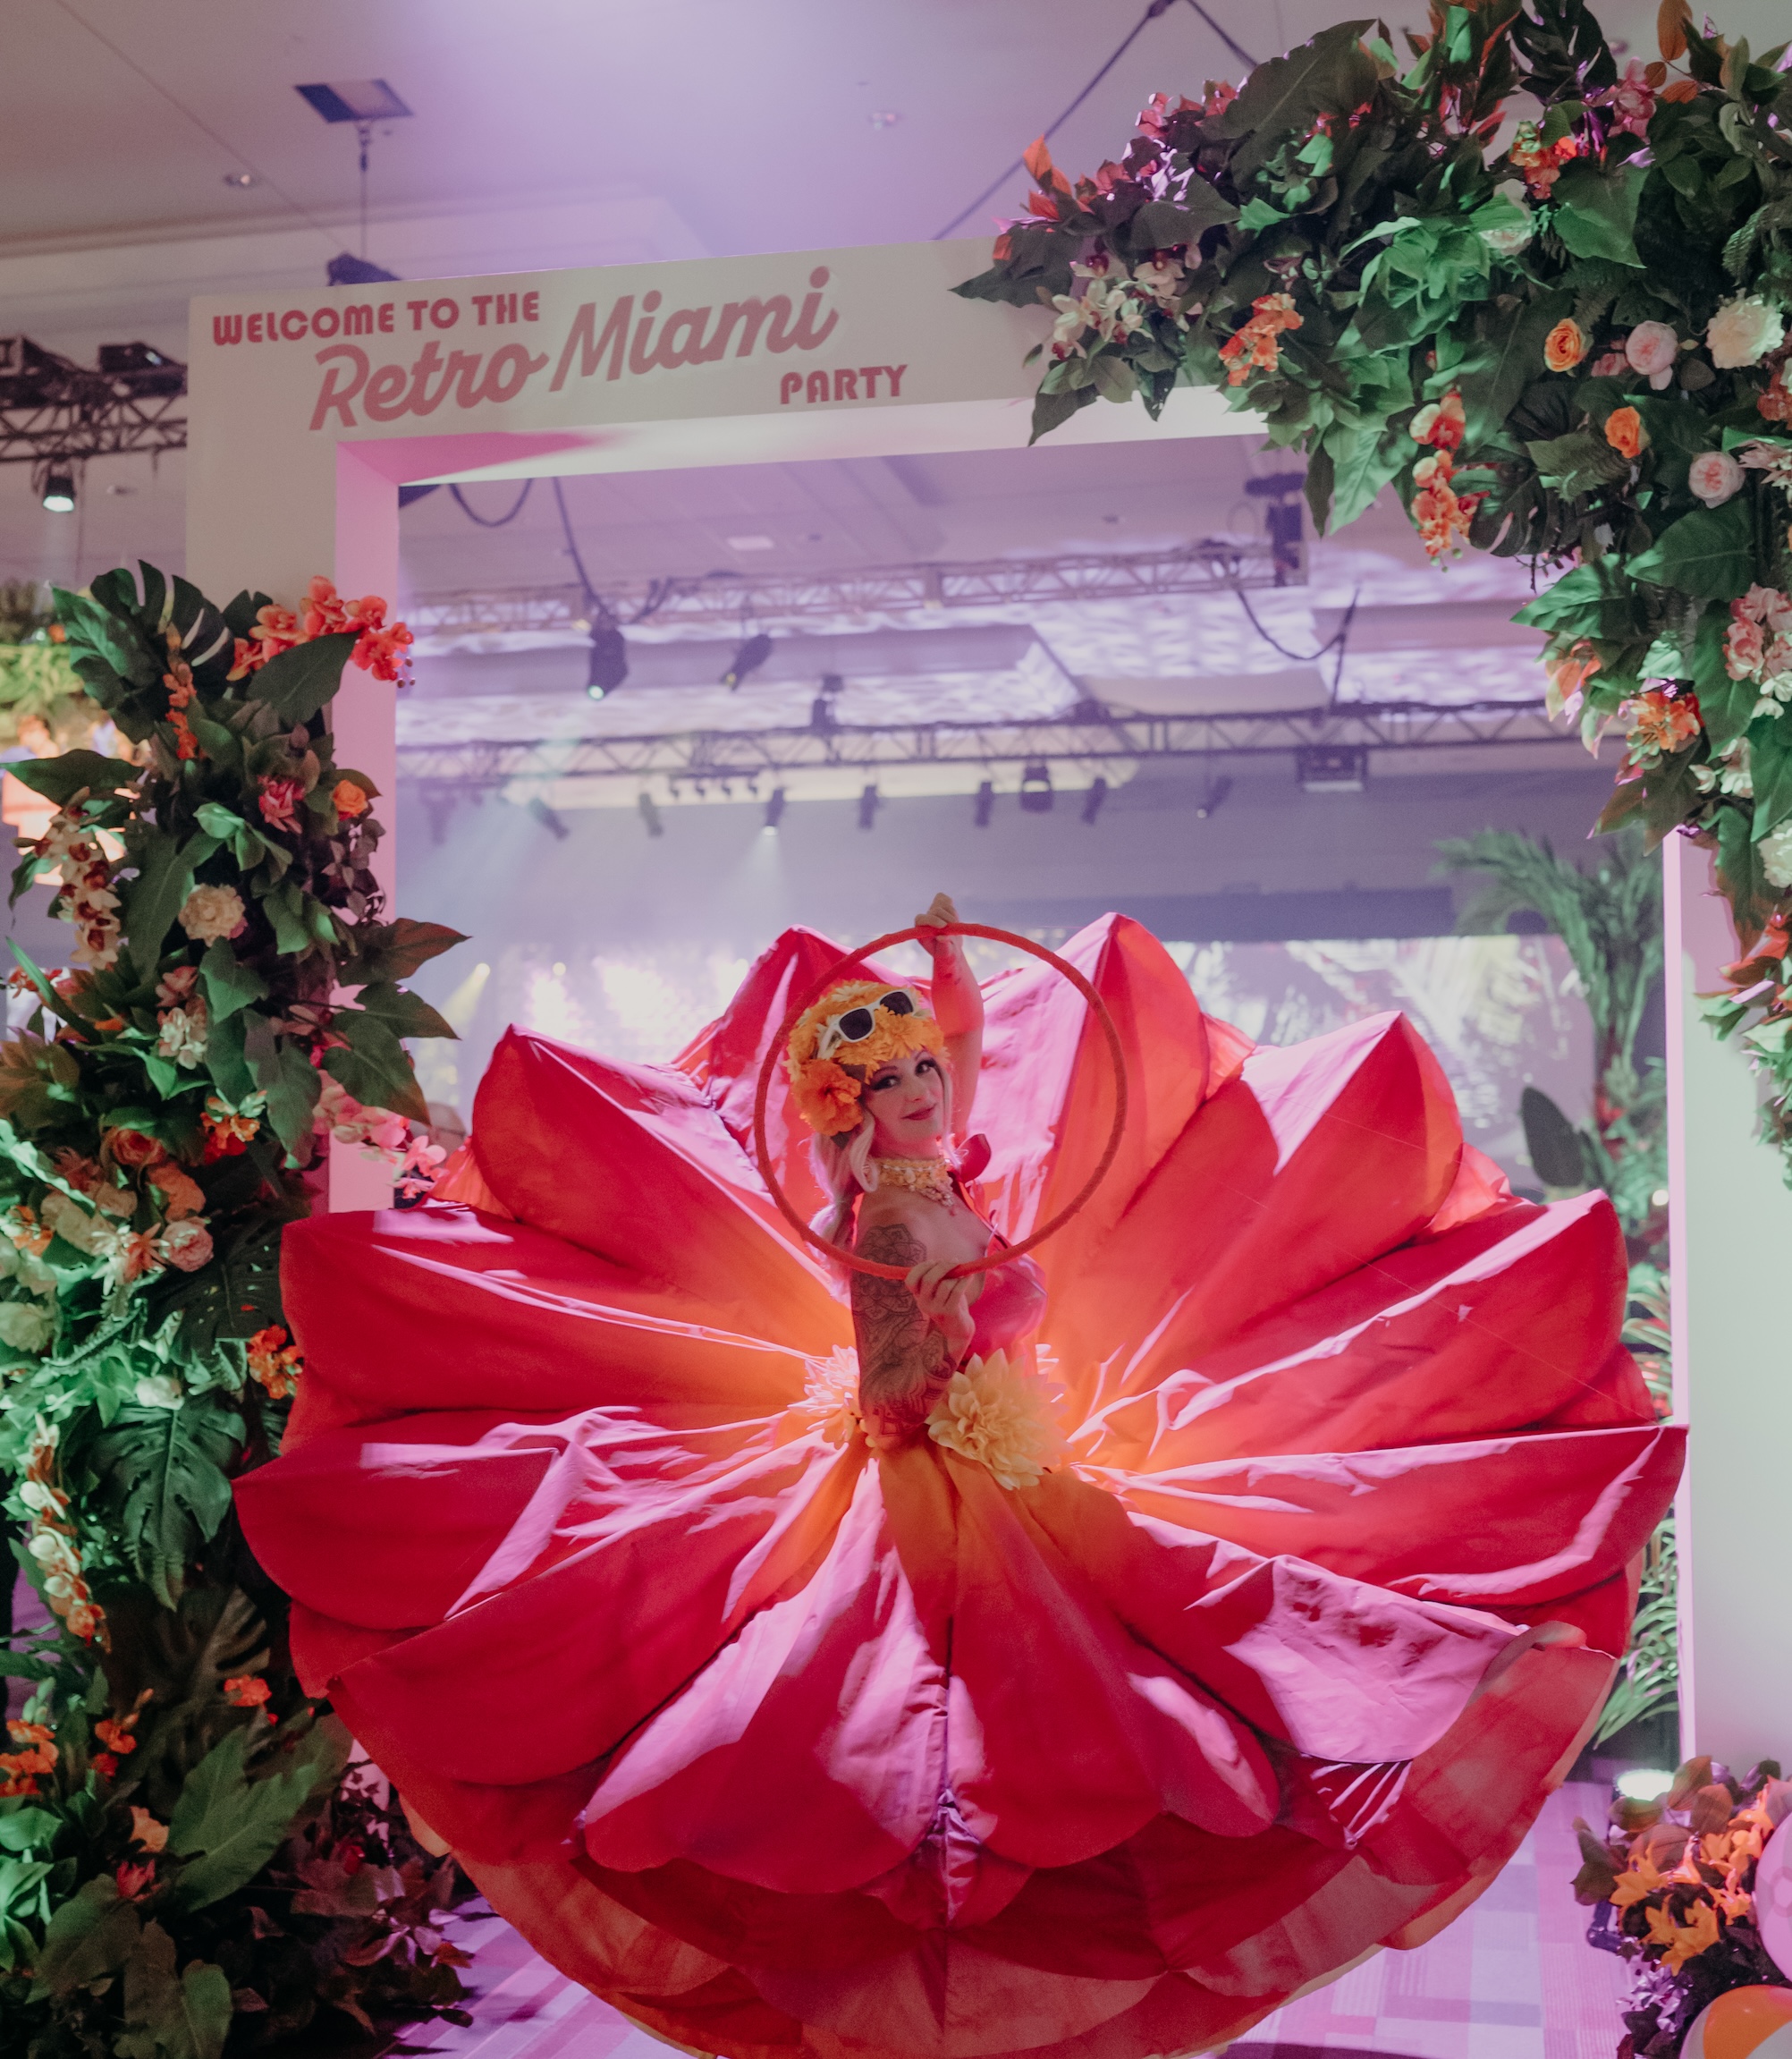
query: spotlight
810 672 842 735
1080 776 1109 826
1019 761 1053 814
587 614 629 698
1246 471 1307 586
858 784 880 831
1194 775 1233 820
1296 744 1367 792
527 797 570 840
722 632 773 689
974 779 994 828
41 468 75 514
763 787 787 833
638 792 664 838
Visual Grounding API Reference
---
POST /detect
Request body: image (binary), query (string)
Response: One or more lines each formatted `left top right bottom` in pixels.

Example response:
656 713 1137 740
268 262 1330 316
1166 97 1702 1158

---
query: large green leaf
260 1041 322 1154
125 829 221 979
1129 189 1238 250
1551 162 1647 266
324 1010 429 1122
354 979 457 1042
51 587 158 690
1629 499 1757 600
1457 291 1572 447
249 632 358 727
89 1400 246 1606
1513 559 1630 636
158 1219 284 1352
169 1722 338 1912
1325 414 1407 529
8 750 140 809
338 916 467 986
118 1921 231 2059
199 939 268 1022
28 1875 142 2000
1213 21 1378 182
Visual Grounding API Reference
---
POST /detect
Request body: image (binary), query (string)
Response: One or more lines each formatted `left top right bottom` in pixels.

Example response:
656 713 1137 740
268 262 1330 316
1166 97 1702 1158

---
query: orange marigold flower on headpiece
785 980 950 1137
1545 319 1589 373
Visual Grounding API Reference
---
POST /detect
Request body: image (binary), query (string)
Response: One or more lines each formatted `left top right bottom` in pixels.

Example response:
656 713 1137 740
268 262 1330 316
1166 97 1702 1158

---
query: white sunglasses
814 987 924 1063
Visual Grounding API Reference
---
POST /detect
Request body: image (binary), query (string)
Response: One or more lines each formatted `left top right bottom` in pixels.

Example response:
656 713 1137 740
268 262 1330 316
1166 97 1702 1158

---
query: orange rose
1544 319 1588 372
1605 405 1647 460
333 779 370 818
106 1127 168 1168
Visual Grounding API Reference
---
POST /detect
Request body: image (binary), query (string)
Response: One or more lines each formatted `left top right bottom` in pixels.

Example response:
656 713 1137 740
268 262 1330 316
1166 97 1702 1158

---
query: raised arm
915 891 981 1135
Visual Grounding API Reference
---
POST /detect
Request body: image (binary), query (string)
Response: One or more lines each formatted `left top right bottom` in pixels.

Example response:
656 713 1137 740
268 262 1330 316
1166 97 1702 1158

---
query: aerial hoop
752 922 1130 1281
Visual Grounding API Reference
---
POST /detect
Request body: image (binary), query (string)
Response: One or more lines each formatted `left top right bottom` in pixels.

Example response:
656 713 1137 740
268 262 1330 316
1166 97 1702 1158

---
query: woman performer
237 898 1680 2059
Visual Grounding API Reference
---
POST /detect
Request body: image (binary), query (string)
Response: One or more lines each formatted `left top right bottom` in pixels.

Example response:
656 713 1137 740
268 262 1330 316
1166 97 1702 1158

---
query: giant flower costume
236 917 1681 2059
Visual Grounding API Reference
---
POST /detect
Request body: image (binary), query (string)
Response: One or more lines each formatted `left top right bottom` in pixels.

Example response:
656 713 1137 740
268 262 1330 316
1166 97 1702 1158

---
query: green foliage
958 0 1792 1032
0 564 468 2056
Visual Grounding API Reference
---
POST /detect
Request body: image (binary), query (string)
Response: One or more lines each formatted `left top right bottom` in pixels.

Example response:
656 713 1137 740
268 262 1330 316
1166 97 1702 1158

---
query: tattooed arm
851 1214 975 1452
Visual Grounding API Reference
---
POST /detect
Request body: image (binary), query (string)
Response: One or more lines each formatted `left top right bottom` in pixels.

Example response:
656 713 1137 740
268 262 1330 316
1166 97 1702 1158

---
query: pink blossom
1690 450 1746 508
1729 609 1767 682
1625 321 1678 390
1595 59 1656 140
154 964 199 1008
1589 351 1628 378
258 776 304 833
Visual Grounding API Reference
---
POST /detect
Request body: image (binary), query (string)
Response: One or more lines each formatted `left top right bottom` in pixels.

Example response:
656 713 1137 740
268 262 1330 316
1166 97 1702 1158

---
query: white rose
0 1301 54 1353
177 884 247 945
1763 818 1792 890
1481 213 1534 257
1706 296 1787 370
133 1372 183 1409
1689 450 1746 508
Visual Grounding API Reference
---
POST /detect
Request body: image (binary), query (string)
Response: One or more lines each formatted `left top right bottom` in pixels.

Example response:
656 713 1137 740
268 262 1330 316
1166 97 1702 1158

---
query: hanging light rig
294 80 414 274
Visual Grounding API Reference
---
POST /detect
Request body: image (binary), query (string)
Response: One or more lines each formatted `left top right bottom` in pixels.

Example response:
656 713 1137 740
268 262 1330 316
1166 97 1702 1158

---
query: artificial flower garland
957 0 1792 1183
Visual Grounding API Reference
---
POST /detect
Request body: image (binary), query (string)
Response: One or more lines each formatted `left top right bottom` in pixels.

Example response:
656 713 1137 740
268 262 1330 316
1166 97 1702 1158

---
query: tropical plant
955 0 1792 1183
1438 825 1665 1241
0 585 96 756
0 562 469 2055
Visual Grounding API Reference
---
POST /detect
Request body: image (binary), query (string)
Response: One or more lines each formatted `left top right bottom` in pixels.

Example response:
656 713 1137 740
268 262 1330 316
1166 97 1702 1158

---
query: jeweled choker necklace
873 1157 955 1206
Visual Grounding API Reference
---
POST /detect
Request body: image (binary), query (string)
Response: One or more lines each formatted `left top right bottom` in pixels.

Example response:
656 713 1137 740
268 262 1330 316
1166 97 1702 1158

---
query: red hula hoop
751 922 1130 1281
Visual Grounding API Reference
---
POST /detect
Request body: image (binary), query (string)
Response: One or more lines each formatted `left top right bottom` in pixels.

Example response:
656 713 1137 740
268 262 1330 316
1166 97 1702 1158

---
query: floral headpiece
785 980 948 1136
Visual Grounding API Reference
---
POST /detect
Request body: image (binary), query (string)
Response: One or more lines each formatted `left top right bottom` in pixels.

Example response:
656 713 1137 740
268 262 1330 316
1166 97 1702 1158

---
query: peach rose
1605 406 1647 461
1624 321 1678 388
1689 450 1745 508
1544 319 1588 373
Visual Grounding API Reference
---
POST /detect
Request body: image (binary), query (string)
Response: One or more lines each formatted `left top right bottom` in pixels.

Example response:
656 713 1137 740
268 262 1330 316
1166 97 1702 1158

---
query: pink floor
395 1784 1626 2059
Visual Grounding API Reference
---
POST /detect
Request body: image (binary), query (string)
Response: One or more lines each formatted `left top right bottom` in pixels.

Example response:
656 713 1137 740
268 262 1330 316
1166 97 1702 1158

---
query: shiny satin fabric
234 916 1681 2059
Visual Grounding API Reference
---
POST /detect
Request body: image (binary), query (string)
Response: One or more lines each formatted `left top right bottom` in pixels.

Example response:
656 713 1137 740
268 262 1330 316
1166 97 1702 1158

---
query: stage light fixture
1080 776 1109 826
809 672 843 735
1019 762 1053 814
41 468 75 513
763 788 787 833
638 793 664 838
1246 471 1307 586
974 780 995 828
587 615 629 698
1194 775 1233 820
722 632 773 689
296 80 413 123
527 797 571 840
858 784 881 831
1296 744 1367 792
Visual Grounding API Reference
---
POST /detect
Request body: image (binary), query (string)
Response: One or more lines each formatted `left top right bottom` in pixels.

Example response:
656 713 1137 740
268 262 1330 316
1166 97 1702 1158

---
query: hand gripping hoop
752 922 1130 1281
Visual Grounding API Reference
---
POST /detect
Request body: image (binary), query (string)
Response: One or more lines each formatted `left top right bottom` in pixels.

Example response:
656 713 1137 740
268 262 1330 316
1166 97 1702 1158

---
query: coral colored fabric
235 916 1681 2059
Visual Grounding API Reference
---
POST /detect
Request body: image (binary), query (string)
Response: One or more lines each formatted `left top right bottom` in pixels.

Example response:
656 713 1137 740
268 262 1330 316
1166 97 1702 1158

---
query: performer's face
860 1050 948 1157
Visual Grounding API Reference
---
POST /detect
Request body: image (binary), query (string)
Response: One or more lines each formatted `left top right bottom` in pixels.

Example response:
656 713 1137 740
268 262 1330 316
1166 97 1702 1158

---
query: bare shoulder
852 1190 940 1263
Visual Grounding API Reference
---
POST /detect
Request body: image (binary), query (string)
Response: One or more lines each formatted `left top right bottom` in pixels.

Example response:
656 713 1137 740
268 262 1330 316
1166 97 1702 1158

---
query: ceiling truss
399 698 1568 792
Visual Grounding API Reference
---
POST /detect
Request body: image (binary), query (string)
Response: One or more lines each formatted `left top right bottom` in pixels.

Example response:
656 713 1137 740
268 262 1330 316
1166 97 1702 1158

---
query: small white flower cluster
1693 736 1754 801
1761 818 1792 891
17 1416 103 1641
34 808 121 971
1049 254 1188 362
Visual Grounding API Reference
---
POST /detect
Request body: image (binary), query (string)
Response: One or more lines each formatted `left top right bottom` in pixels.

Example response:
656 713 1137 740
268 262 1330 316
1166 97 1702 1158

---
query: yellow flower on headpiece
785 979 948 1135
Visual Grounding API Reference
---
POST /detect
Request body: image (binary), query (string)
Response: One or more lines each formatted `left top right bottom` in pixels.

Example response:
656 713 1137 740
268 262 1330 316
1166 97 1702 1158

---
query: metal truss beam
408 538 1305 640
398 699 1567 789
0 340 189 467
